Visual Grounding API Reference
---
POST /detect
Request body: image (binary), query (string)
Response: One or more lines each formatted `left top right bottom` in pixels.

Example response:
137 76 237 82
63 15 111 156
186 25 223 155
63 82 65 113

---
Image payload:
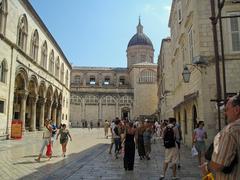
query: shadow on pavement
18 143 108 180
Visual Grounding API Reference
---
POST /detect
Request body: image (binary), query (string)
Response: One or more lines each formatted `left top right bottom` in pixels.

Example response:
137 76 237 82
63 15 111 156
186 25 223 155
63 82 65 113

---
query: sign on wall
11 120 22 139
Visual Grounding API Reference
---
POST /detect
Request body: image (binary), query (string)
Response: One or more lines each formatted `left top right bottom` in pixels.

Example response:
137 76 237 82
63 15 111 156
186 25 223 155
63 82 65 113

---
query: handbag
191 145 198 157
46 143 52 157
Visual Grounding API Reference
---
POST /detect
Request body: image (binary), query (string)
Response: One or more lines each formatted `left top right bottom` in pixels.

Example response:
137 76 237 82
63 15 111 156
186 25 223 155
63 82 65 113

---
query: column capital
18 90 28 100
52 101 58 108
29 95 38 104
38 97 46 106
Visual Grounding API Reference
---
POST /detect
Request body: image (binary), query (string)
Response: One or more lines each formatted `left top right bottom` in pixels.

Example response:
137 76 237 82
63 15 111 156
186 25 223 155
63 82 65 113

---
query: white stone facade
70 21 158 127
158 0 240 146
0 0 71 137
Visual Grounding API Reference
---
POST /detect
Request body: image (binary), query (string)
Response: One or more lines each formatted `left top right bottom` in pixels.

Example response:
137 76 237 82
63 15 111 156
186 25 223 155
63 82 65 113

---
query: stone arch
121 106 130 120
101 95 116 105
13 67 28 131
44 85 53 120
28 75 38 96
38 81 46 98
15 67 28 91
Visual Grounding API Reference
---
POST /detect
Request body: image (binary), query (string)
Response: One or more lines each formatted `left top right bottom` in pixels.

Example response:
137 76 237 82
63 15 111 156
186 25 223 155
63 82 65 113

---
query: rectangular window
119 78 125 85
229 12 240 52
188 27 193 63
0 100 4 113
104 77 110 85
90 77 96 85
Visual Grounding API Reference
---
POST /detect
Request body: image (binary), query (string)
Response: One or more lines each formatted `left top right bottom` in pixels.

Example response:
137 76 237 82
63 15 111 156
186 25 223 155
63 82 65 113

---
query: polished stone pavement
0 128 201 180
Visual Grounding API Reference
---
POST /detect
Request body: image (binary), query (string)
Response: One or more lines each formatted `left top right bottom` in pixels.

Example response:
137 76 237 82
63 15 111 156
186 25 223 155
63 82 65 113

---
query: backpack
163 126 176 148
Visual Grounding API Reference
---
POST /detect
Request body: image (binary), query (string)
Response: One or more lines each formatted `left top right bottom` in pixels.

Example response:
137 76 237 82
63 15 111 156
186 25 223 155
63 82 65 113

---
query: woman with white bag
192 121 207 166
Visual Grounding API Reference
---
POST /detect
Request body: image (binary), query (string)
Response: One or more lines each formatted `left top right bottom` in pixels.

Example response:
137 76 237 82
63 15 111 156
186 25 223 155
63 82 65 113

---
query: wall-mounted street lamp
182 56 208 83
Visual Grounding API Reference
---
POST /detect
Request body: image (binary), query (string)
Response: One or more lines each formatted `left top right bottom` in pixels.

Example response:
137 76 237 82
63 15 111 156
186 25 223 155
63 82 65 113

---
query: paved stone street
0 129 201 180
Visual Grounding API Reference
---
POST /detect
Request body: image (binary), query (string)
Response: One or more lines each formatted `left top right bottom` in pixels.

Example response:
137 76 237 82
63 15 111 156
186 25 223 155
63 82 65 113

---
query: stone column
83 99 86 121
39 97 46 131
116 102 119 118
30 96 38 131
98 100 102 122
46 100 53 120
57 104 62 126
52 101 58 124
19 91 28 132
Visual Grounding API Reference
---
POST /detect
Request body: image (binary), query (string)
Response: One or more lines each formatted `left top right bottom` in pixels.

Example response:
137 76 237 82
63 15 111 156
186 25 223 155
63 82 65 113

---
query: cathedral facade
0 0 71 138
70 20 158 127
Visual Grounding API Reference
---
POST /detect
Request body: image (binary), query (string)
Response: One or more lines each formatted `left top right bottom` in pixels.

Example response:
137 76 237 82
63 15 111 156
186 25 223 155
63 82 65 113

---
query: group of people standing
35 119 72 162
107 117 159 171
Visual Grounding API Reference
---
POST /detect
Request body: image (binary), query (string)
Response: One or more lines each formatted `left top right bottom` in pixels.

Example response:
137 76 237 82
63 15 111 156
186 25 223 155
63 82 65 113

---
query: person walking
201 94 240 179
193 121 207 166
160 118 178 180
109 119 116 154
143 119 152 160
35 119 52 162
123 121 136 171
104 120 109 138
56 124 72 157
113 119 121 159
136 120 146 160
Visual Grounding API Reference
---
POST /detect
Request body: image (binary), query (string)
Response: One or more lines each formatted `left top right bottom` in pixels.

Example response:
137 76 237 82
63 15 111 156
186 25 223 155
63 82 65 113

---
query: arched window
30 29 39 61
41 41 48 68
0 59 7 83
17 14 28 51
74 75 81 84
60 63 64 83
48 50 54 74
139 70 156 83
55 57 60 78
0 0 7 35
65 69 69 86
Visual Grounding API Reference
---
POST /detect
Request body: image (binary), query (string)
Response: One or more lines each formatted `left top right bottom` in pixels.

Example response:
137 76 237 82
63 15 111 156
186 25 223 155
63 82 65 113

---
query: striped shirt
211 119 240 180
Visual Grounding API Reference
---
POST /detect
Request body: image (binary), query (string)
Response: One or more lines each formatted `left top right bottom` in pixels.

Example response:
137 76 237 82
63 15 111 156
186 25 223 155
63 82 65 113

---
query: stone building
0 0 71 138
158 0 240 146
70 20 158 127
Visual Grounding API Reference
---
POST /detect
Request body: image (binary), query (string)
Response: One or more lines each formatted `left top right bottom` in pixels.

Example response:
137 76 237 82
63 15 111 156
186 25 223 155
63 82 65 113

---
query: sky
29 0 172 67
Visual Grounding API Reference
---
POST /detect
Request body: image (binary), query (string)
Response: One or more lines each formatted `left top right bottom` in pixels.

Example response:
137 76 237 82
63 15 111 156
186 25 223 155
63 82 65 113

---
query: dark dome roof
127 19 153 48
128 33 153 48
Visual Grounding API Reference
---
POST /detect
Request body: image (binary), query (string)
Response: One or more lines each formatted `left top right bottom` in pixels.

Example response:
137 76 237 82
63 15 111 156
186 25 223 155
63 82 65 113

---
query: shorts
195 141 205 153
165 147 178 164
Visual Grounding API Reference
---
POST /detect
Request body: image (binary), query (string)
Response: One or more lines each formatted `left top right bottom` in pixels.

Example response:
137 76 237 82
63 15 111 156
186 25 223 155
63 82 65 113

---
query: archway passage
121 107 130 120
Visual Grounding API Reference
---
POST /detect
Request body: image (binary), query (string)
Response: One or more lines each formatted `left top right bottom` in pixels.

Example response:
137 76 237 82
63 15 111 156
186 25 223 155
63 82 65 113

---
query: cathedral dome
127 19 153 48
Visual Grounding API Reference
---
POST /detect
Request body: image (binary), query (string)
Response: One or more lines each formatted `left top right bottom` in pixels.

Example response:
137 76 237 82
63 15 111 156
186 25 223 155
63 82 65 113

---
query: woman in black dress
123 121 136 171
136 121 146 160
